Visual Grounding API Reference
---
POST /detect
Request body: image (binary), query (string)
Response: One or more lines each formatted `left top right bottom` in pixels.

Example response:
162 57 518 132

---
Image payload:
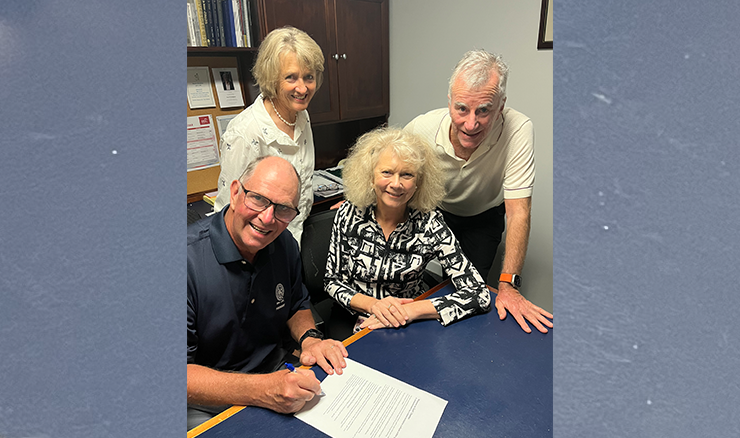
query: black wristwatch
499 273 522 289
299 328 325 346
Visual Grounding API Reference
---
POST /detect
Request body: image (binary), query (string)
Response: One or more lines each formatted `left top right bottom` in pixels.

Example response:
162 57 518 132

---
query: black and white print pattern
324 202 491 326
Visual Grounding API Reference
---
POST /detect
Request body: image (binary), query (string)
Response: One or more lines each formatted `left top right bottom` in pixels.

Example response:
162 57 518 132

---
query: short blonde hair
252 26 325 100
343 127 445 213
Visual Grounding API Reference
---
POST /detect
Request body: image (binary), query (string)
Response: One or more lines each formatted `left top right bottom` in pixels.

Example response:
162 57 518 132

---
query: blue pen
285 363 325 396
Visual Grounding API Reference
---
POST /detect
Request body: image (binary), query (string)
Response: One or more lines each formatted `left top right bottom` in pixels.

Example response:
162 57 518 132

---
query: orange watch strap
499 273 514 283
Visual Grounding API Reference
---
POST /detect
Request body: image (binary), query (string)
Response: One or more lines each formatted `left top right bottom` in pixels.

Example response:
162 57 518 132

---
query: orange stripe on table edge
187 405 246 437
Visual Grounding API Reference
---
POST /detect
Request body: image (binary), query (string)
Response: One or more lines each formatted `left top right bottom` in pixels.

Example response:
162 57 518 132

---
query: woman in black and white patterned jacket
324 127 491 336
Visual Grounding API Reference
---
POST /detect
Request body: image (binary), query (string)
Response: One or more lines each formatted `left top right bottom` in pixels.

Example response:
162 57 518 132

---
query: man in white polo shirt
404 50 553 334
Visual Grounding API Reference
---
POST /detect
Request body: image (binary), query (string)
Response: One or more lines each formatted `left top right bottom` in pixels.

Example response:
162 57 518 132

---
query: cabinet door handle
332 54 348 60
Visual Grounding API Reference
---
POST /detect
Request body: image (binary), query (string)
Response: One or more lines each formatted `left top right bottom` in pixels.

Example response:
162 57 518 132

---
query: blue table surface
196 283 552 437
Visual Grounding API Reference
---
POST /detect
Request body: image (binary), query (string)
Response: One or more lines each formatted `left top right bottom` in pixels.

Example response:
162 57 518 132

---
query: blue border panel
0 2 184 437
554 1 740 436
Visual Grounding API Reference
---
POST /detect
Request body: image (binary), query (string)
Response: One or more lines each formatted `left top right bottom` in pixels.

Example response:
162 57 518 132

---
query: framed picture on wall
538 0 553 50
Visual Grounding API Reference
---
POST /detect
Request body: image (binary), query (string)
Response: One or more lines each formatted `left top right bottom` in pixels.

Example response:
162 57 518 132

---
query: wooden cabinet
259 0 389 123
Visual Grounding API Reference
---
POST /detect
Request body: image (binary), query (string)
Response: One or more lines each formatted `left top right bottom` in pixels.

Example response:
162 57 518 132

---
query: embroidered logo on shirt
275 283 285 310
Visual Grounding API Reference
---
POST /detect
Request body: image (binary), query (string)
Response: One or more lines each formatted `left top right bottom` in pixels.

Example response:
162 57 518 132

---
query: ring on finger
387 304 392 309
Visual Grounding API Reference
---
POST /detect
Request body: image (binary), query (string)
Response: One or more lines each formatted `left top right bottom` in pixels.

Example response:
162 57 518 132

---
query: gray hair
448 50 509 102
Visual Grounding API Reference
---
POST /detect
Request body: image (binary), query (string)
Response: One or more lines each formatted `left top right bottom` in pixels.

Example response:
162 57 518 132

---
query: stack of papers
202 190 217 206
313 167 344 198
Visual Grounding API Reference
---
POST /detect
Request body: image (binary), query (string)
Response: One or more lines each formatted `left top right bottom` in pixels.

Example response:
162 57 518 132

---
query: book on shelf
210 0 221 46
234 0 244 47
187 0 254 47
215 0 225 47
187 0 205 47
187 2 196 46
223 0 237 47
242 0 253 47
195 0 207 46
231 0 242 47
202 0 214 46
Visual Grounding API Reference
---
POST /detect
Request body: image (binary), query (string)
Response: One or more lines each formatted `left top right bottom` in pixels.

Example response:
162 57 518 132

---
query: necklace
269 99 296 127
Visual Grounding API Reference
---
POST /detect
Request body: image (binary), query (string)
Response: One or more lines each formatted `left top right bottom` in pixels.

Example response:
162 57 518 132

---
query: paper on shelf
212 67 245 109
187 67 216 109
216 114 238 139
187 115 220 171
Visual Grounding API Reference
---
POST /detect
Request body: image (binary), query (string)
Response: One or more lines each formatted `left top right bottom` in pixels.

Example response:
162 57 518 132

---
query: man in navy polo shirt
187 156 348 429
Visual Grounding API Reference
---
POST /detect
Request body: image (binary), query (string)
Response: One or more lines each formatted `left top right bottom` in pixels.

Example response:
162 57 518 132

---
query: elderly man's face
225 157 299 262
448 73 505 152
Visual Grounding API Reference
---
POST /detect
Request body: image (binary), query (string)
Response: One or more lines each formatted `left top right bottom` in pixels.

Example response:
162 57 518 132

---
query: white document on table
295 358 447 438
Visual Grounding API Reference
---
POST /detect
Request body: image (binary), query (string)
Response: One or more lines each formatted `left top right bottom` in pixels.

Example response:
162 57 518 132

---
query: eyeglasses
239 183 300 223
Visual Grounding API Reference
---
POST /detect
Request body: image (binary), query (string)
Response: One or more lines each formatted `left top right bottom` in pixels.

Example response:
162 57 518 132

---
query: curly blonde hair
252 26 324 100
342 127 446 213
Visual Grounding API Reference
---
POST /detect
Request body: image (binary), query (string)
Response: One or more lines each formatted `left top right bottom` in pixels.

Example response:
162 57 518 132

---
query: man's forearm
502 216 529 274
501 198 531 275
187 363 266 407
286 309 318 346
188 362 323 414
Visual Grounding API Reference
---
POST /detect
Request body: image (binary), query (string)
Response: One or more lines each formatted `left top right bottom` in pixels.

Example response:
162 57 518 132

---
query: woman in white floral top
214 26 324 245
325 128 491 335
